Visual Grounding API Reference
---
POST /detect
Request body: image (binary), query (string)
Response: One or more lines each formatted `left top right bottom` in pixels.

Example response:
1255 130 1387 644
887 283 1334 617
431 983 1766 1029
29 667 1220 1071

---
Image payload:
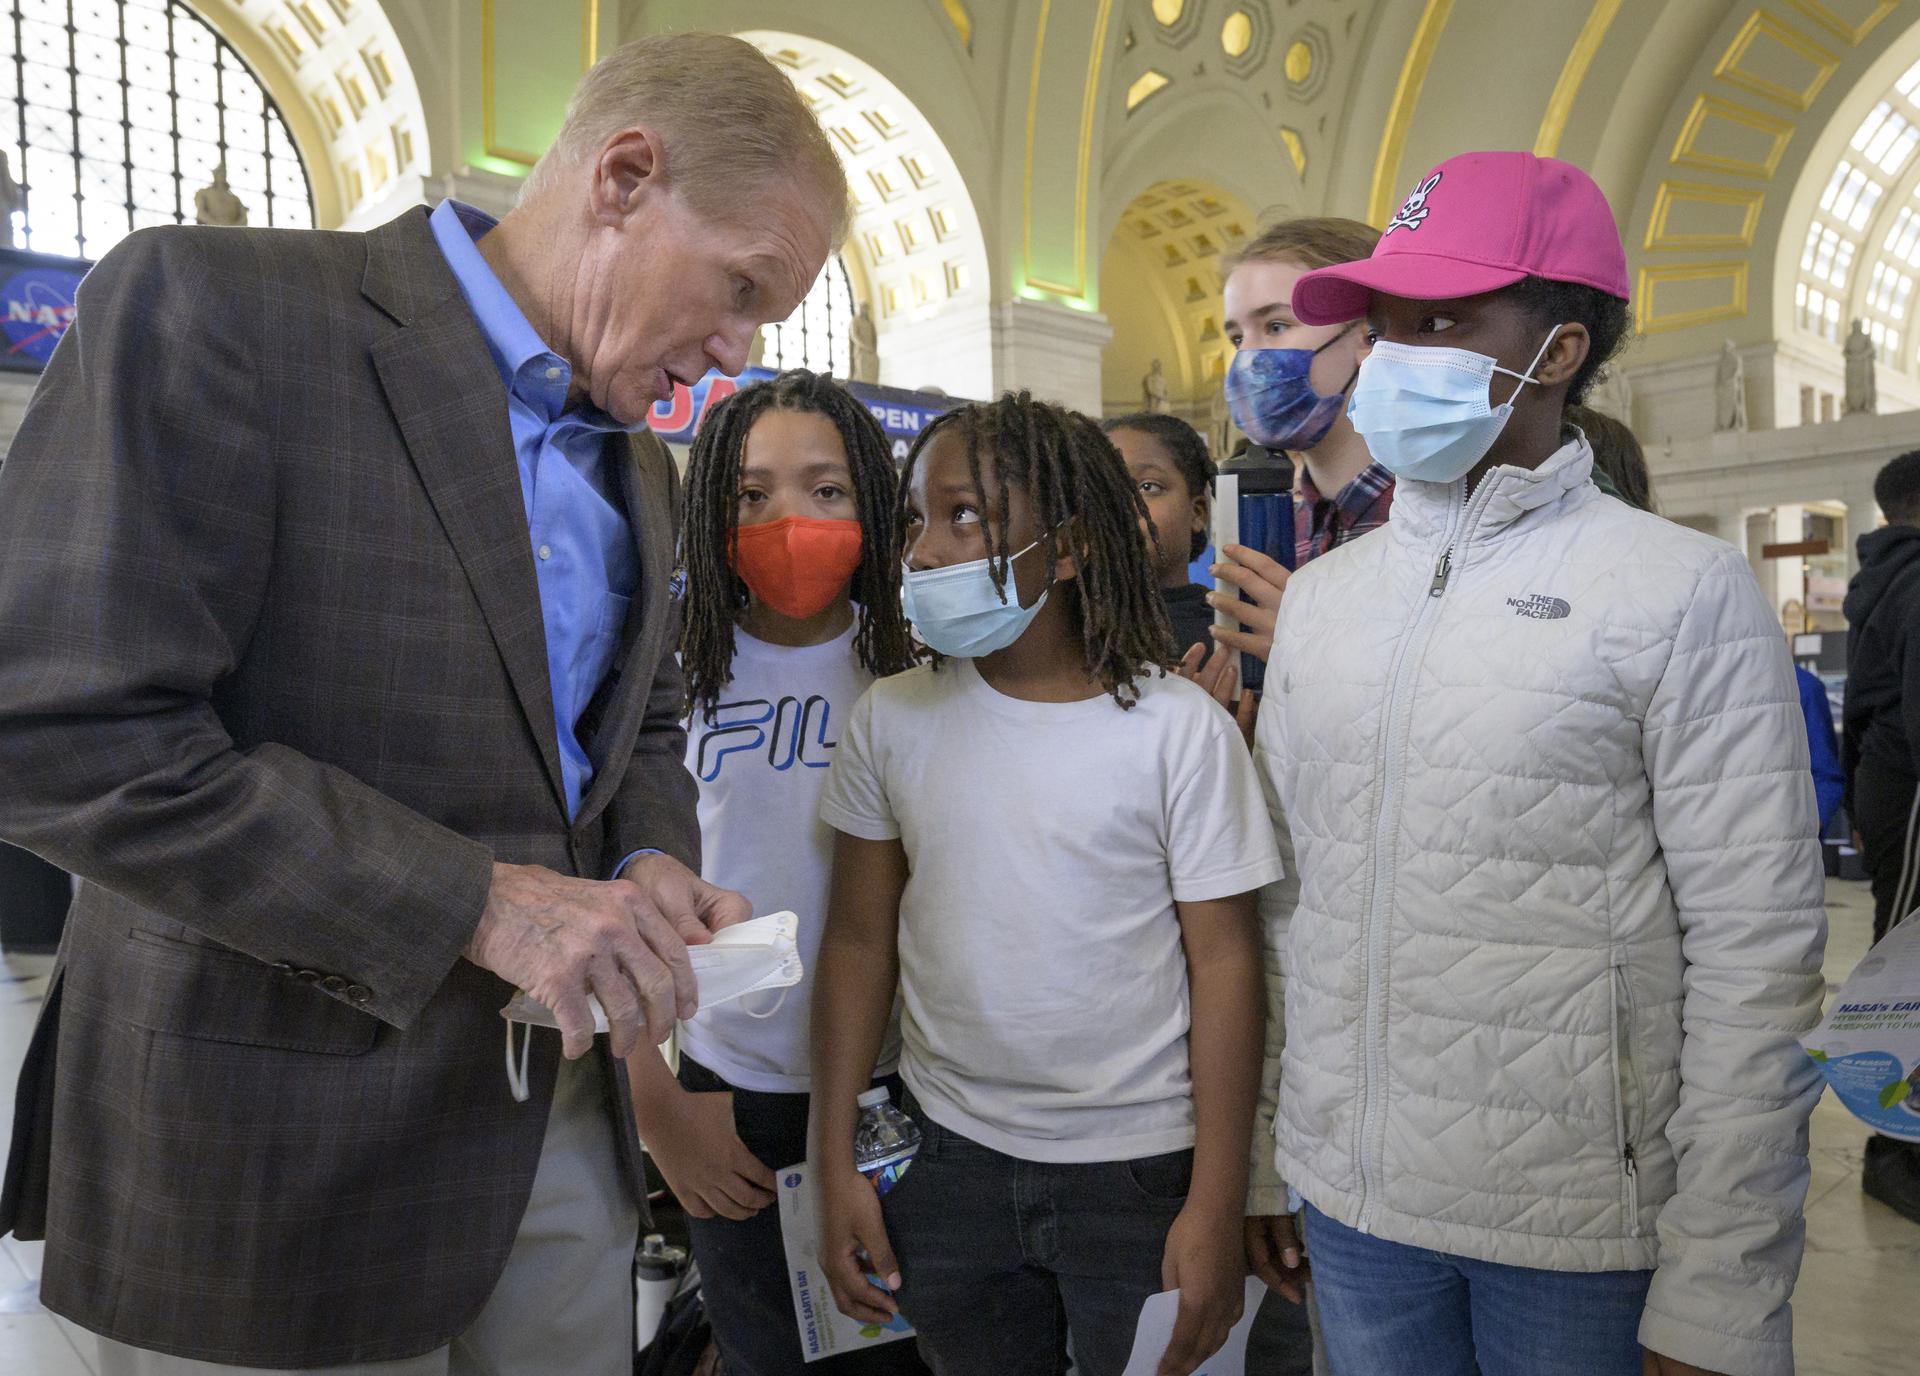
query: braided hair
680 369 917 722
902 391 1175 707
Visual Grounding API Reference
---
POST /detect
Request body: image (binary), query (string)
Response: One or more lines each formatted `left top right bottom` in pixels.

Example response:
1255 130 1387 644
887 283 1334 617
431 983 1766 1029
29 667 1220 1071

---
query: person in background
1261 151 1826 1376
1840 447 1920 1225
1202 217 1390 680
810 393 1280 1376
626 371 924 1376
1798 663 1844 839
1105 412 1217 659
1567 403 1655 512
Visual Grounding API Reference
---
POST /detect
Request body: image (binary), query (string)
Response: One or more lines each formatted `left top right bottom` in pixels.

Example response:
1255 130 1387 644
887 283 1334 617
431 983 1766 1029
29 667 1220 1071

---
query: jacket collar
1391 435 1596 547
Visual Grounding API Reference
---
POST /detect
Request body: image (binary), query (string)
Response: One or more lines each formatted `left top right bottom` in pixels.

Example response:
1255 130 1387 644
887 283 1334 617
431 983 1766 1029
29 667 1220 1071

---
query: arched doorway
739 29 992 399
1097 177 1255 434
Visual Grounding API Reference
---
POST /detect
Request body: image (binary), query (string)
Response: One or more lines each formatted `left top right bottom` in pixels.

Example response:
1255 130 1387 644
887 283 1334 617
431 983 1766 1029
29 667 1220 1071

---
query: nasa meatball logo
2 265 79 367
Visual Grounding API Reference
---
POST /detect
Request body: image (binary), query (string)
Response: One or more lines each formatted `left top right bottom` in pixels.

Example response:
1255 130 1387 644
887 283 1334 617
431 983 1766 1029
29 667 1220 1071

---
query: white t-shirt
679 623 901 1092
818 660 1283 1164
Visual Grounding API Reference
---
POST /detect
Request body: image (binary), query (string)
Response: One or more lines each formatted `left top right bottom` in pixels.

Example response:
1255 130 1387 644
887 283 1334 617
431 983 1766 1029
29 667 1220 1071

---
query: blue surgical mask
900 536 1052 658
1223 330 1357 450
1347 326 1561 484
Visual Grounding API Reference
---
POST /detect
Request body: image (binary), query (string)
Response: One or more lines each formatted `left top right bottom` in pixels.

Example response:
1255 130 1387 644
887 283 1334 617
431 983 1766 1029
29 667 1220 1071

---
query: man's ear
589 126 666 226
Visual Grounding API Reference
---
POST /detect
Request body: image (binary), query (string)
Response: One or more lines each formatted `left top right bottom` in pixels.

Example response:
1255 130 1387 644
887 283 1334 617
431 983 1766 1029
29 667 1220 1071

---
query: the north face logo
1384 172 1442 235
1507 594 1571 620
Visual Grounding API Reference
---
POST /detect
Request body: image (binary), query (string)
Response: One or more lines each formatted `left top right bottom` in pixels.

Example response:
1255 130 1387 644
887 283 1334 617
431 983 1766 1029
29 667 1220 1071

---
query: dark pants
676 1057 929 1376
1243 1284 1316 1375
1853 760 1920 943
880 1110 1193 1376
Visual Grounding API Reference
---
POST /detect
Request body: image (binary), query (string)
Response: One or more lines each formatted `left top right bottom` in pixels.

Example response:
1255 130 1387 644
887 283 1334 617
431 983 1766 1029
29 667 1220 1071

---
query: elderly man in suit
0 31 848 1376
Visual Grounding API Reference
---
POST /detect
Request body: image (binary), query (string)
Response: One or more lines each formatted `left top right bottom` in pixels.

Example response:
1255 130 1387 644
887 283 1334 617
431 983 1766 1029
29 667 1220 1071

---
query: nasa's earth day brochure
1804 915 1920 1142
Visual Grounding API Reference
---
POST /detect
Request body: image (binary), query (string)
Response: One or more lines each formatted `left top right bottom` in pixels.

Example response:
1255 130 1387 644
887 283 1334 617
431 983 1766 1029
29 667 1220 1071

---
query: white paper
1803 915 1920 1142
1121 1276 1271 1376
777 1159 917 1363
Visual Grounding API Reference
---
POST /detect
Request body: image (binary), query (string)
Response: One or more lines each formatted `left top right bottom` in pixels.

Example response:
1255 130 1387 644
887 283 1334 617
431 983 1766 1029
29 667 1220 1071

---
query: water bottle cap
856 1088 891 1109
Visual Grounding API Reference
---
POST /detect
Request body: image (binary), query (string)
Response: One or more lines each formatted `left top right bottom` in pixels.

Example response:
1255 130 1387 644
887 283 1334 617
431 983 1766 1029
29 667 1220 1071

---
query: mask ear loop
1496 323 1565 408
740 985 792 1020
505 1020 533 1104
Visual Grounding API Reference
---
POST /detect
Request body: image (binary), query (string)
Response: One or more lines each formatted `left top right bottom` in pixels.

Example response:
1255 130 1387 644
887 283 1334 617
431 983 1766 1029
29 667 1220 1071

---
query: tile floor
0 882 1912 1374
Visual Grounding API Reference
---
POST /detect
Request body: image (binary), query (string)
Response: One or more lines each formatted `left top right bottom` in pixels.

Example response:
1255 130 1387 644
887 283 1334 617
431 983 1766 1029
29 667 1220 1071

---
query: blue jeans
881 1111 1194 1376
1303 1204 1651 1376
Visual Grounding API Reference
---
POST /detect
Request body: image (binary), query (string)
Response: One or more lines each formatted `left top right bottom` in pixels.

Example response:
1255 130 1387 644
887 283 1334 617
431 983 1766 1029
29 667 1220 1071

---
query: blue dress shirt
429 200 640 822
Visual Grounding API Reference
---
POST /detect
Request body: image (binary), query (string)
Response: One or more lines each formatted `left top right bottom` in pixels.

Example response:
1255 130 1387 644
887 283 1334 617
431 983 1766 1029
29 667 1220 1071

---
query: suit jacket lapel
363 213 569 817
574 430 677 828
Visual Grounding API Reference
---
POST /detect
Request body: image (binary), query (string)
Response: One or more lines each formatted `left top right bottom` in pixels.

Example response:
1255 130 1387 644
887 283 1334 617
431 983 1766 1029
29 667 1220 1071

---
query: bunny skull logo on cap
1385 172 1442 236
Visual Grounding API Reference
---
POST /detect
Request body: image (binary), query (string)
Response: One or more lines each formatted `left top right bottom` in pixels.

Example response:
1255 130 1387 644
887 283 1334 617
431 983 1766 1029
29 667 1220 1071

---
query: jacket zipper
1610 955 1645 1231
1354 478 1492 1232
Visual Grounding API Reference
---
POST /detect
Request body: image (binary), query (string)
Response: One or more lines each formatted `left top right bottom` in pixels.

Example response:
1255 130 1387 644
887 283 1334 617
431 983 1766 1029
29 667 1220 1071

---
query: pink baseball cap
1292 151 1629 325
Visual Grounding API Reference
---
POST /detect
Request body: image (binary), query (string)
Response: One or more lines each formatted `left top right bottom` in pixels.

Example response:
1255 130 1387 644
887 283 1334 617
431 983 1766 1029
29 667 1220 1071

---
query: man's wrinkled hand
466 856 750 1058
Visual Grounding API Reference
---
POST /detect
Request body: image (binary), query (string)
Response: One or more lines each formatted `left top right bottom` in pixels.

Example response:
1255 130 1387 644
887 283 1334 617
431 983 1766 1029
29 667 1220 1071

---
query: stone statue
1846 318 1878 416
193 164 248 227
746 326 767 371
1208 385 1232 459
1143 358 1171 414
1714 340 1747 432
848 301 879 384
0 152 20 250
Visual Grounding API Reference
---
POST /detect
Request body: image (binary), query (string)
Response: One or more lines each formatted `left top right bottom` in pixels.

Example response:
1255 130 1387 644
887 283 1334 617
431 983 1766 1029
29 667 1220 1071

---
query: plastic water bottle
853 1087 921 1196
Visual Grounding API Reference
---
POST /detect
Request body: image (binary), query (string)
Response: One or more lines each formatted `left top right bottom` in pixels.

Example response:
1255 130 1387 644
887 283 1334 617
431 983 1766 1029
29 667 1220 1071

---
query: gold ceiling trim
1534 0 1623 159
1021 0 1116 300
1368 0 1453 227
1637 260 1750 334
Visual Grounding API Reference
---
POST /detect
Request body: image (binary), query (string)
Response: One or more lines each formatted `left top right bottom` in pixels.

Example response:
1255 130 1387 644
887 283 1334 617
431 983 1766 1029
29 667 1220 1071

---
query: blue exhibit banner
646 367 964 460
0 247 90 372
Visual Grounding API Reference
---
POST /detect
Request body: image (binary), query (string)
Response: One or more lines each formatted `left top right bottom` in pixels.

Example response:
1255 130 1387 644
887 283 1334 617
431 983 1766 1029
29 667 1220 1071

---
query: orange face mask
731 516 865 620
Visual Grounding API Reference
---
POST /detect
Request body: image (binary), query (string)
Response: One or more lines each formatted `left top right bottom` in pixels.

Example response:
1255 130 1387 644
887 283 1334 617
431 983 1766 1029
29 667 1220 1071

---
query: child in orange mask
628 369 922 1376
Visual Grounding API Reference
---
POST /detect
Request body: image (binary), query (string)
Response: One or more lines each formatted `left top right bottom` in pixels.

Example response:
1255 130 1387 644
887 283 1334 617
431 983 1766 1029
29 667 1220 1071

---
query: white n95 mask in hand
499 911 803 1101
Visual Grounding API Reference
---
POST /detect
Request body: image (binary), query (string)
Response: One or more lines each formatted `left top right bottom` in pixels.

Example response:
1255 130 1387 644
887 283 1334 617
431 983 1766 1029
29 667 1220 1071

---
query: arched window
1794 56 1920 369
3 0 314 261
757 253 858 377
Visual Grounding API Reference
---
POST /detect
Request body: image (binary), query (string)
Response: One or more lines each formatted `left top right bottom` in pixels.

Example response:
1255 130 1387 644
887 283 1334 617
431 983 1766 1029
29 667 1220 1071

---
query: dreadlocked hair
679 369 917 723
901 391 1176 708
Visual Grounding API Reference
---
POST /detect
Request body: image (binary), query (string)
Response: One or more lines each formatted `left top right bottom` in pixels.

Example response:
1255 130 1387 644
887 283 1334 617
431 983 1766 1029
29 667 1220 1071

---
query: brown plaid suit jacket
0 208 697 1365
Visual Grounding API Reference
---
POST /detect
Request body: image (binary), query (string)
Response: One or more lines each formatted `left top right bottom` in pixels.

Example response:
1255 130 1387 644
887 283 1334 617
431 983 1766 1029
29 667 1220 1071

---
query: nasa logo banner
647 365 964 460
0 248 89 372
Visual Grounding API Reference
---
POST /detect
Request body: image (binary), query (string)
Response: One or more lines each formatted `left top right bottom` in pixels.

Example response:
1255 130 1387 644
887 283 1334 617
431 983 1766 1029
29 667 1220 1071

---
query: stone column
1844 480 1881 578
992 298 1114 415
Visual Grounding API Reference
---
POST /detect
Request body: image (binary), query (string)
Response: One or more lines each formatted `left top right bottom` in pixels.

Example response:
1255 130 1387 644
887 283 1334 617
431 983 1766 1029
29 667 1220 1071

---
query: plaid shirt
1295 460 1395 565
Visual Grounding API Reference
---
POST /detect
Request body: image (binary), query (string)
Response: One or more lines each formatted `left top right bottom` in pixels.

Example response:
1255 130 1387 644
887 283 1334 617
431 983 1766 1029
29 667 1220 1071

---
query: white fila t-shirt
819 660 1283 1163
680 623 901 1092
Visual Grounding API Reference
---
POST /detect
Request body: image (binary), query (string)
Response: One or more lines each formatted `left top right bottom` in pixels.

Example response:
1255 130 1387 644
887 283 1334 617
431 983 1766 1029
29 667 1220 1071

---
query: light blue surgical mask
1347 326 1561 484
900 536 1053 658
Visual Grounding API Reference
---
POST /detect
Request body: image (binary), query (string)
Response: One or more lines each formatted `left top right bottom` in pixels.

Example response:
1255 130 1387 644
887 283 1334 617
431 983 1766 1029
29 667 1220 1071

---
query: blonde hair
523 32 851 245
1225 216 1380 276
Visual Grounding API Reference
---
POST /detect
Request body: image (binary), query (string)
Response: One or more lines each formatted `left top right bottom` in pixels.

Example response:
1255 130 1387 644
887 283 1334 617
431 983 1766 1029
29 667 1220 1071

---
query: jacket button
345 984 372 1005
320 974 349 994
273 961 297 977
295 968 323 983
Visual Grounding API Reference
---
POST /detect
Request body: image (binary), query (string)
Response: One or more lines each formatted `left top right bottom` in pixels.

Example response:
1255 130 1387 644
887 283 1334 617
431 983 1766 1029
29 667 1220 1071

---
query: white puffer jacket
1256 437 1828 1376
